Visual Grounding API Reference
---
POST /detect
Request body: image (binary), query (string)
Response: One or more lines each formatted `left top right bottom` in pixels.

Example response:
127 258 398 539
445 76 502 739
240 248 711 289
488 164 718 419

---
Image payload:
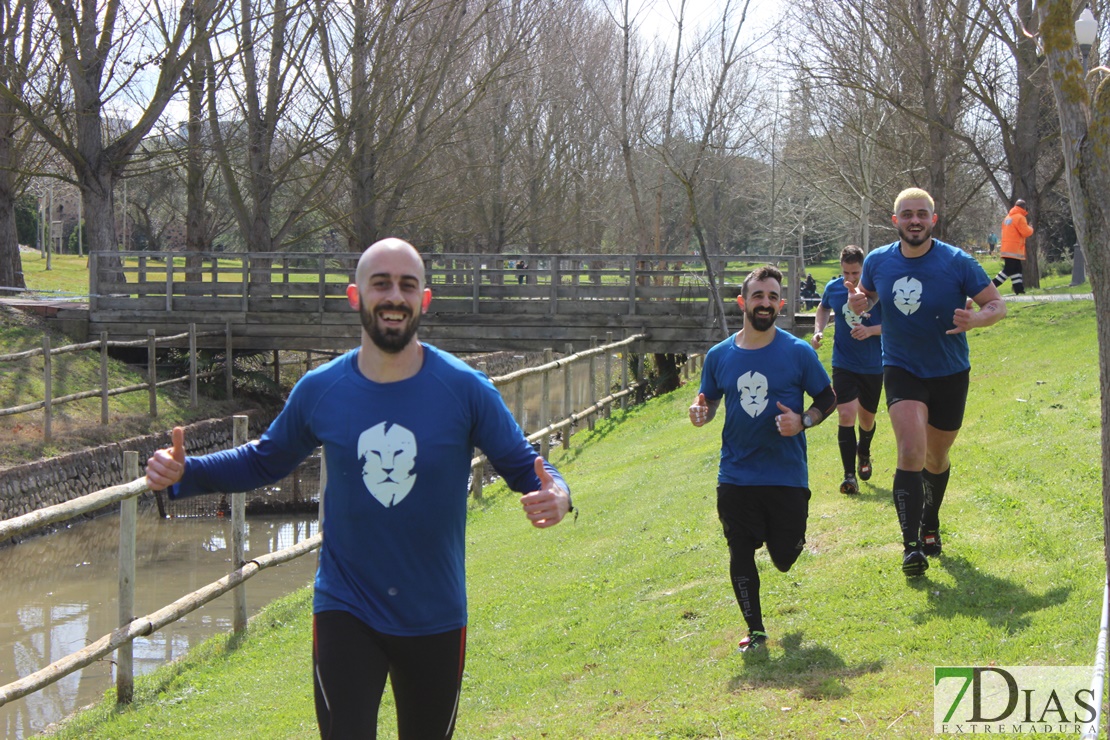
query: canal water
0 507 319 739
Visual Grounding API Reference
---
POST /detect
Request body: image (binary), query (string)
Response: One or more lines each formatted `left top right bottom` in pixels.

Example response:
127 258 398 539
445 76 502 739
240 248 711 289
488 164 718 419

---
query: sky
638 0 780 43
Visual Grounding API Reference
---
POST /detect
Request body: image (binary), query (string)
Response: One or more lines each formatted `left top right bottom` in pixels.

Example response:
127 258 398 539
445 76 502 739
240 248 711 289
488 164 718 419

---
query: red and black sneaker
738 631 768 653
857 453 873 481
922 529 942 557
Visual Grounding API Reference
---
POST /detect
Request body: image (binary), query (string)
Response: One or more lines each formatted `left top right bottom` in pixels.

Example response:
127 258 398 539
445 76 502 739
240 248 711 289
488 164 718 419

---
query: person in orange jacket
992 199 1033 294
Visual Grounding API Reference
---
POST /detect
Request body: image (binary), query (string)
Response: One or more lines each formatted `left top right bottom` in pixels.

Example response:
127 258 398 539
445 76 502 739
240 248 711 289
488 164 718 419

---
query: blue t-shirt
699 329 832 489
819 276 883 375
171 344 568 636
860 240 991 378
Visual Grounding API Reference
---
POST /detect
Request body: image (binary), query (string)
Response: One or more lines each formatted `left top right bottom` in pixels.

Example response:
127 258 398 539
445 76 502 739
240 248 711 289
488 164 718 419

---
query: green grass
46 298 1103 739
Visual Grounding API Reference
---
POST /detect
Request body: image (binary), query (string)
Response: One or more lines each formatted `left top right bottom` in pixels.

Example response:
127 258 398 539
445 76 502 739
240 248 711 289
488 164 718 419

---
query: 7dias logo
934 666 1097 735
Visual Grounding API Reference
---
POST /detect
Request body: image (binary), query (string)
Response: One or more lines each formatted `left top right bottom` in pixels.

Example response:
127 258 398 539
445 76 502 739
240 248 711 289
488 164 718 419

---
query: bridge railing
89 251 801 316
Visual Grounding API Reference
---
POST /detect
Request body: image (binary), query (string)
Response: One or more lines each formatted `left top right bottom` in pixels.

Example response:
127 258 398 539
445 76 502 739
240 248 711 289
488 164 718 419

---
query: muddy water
0 507 319 739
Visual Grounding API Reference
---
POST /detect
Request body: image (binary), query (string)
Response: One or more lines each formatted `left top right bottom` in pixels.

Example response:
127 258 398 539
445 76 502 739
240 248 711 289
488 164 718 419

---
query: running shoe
840 474 859 495
738 631 768 653
902 548 929 577
922 529 942 557
857 453 872 481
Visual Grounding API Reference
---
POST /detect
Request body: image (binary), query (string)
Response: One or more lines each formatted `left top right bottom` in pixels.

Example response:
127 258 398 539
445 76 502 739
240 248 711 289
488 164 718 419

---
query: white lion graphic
842 302 864 328
736 371 769 418
892 276 923 316
357 422 418 507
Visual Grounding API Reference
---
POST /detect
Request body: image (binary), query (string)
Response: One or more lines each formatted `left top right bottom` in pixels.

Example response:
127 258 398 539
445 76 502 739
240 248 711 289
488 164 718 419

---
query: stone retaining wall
0 411 272 542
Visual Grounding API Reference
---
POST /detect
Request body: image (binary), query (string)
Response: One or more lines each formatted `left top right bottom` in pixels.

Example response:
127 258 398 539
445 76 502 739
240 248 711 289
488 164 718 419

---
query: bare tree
0 0 228 283
0 0 52 289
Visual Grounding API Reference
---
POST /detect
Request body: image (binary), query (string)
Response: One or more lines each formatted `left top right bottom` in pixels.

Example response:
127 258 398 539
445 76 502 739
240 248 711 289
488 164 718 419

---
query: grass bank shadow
907 553 1070 634
728 631 884 700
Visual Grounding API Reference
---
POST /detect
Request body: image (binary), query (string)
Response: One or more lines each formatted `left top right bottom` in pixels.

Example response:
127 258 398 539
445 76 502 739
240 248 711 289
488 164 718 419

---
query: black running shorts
883 365 970 432
832 367 883 414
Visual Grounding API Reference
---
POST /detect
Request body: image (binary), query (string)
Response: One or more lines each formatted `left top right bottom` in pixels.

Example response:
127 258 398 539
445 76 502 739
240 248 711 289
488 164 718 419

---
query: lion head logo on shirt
892 276 923 316
736 371 768 418
357 422 417 507
841 302 864 328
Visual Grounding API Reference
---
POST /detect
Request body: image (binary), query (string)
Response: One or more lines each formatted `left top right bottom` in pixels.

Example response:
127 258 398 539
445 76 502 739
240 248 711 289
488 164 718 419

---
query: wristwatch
801 412 815 429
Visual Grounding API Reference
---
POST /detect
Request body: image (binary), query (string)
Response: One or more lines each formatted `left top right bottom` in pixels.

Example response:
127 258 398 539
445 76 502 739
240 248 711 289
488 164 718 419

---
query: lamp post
1071 6 1098 287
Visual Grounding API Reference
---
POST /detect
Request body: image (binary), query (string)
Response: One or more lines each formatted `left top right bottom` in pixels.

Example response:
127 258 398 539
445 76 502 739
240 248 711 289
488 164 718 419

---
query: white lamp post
1071 6 1098 287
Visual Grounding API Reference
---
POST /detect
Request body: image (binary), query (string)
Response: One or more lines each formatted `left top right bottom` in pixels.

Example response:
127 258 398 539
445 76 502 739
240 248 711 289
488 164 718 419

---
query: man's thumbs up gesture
845 279 871 317
146 426 186 491
520 456 571 528
689 392 711 427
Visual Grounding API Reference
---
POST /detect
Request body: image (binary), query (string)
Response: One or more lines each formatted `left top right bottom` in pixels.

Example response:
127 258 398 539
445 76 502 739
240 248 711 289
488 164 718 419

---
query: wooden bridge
79 251 809 355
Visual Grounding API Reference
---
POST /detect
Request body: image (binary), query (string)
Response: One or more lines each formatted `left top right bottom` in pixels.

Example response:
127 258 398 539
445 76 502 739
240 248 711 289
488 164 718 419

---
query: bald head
354 238 425 289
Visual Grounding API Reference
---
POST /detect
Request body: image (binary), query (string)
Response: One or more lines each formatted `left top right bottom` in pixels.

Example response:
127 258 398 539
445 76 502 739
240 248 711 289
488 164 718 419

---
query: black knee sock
921 466 951 532
838 425 857 477
728 545 764 634
893 468 924 549
858 425 875 457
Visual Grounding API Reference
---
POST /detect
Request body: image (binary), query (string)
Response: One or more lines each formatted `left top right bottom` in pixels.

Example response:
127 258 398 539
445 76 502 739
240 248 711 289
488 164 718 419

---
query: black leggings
313 610 466 740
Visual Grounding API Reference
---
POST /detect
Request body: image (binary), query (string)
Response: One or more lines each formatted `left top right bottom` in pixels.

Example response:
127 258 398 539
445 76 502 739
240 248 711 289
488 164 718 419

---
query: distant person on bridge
146 237 574 740
847 188 1005 577
689 265 836 655
991 198 1033 295
812 245 883 496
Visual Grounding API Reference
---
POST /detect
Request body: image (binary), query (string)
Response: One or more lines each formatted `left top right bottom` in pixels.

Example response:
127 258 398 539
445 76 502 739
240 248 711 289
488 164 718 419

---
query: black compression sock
728 548 764 634
838 425 857 477
893 468 924 548
858 425 875 456
922 466 951 532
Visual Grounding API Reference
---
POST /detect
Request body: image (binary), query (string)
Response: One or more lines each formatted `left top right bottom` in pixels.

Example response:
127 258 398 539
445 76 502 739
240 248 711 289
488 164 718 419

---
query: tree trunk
0 147 24 290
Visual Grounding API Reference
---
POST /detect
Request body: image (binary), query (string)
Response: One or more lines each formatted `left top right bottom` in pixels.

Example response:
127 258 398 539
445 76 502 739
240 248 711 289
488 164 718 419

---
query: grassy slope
47 299 1101 740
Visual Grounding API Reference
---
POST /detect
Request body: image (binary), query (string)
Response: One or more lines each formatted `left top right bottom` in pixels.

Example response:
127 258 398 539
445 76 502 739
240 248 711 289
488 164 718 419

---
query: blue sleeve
470 375 571 498
860 253 876 294
802 342 833 398
171 381 322 499
819 285 833 309
698 346 724 402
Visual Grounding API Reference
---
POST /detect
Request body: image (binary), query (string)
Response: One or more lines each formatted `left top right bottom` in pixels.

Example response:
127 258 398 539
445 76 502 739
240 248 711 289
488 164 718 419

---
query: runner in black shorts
690 265 836 654
813 246 883 496
848 189 1005 576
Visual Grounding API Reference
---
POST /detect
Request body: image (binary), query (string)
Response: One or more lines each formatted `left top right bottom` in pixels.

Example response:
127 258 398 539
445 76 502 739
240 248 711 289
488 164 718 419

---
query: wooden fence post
117 451 139 705
147 330 157 417
189 324 198 408
165 258 173 313
563 343 572 450
225 321 234 400
43 335 52 442
620 339 629 411
588 337 597 431
540 348 552 459
514 377 525 430
100 331 109 425
273 349 280 387
605 332 613 418
231 415 248 633
636 336 646 402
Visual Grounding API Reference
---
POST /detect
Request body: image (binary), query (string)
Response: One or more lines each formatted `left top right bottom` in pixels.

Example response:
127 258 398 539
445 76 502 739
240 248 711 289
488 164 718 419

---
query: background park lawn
45 298 1102 739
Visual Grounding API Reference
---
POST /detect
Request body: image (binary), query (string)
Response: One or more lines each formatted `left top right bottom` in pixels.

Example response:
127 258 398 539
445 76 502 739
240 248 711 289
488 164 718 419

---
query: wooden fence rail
0 337 680 712
0 324 229 441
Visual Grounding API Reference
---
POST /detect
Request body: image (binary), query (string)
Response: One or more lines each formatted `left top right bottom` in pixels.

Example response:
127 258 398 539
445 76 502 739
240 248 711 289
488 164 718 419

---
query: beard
745 306 777 331
898 221 933 247
359 297 421 354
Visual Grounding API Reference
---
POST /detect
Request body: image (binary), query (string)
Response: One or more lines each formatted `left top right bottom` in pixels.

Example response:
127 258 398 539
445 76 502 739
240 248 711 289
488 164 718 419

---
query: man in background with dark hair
689 265 836 654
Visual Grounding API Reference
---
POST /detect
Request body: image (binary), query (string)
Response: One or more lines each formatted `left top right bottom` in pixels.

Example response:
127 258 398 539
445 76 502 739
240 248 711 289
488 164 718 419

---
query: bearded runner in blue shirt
848 188 1005 577
146 238 573 740
690 265 836 656
813 245 884 497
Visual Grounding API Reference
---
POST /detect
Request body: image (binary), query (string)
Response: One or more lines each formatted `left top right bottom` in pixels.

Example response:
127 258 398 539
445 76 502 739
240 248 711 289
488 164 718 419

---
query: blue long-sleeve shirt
171 344 568 636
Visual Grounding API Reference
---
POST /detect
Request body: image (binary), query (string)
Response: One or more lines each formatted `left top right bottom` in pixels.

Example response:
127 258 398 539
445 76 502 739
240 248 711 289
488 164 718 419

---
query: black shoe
738 631 768 653
902 548 929 577
857 453 872 481
840 474 859 495
922 529 942 557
